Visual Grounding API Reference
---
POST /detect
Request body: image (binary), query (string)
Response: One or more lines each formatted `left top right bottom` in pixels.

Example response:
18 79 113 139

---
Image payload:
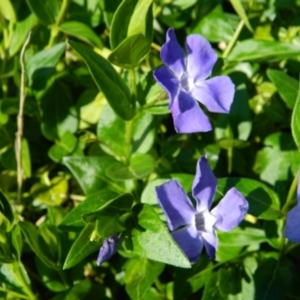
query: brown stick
16 31 31 203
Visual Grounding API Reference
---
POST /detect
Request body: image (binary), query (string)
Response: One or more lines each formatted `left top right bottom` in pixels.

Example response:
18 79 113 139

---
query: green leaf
254 258 293 300
191 5 234 43
26 43 65 90
130 153 155 178
129 204 191 268
125 257 164 300
202 272 227 300
82 193 134 223
9 14 37 57
19 221 58 270
41 82 78 141
59 190 117 231
292 84 300 148
229 40 300 62
69 40 133 120
59 21 103 48
97 105 155 159
105 154 155 180
48 131 83 163
216 227 267 262
267 69 298 109
108 34 151 68
31 176 68 206
110 0 153 49
35 257 68 292
0 0 16 22
217 177 281 220
218 264 242 296
25 0 55 25
0 262 32 298
63 223 103 269
229 0 253 32
0 189 14 228
254 132 300 185
63 156 122 195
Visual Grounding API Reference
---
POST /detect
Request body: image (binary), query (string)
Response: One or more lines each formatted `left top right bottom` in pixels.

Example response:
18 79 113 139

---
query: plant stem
124 69 138 162
279 172 299 257
16 31 31 204
222 19 245 59
282 173 299 215
47 0 71 48
129 68 137 112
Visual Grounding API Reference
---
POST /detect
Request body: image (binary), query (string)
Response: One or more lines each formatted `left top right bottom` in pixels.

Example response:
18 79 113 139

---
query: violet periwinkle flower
97 234 120 265
155 156 248 263
153 28 234 133
284 174 300 243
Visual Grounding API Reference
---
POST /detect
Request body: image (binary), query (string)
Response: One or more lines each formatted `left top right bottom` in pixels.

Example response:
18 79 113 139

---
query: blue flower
97 234 120 265
155 156 248 263
153 28 235 133
284 174 300 243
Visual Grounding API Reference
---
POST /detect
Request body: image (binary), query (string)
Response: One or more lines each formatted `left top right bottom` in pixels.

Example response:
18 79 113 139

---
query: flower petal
161 28 186 78
211 188 248 232
97 234 120 265
153 66 179 108
201 231 218 259
185 34 217 81
172 225 203 264
155 180 195 231
284 174 300 243
192 76 235 113
192 156 217 211
284 205 300 243
171 91 212 133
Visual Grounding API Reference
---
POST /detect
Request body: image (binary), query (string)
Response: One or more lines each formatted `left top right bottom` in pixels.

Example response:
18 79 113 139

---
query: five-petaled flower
97 234 120 266
284 174 300 243
155 156 248 263
153 28 235 134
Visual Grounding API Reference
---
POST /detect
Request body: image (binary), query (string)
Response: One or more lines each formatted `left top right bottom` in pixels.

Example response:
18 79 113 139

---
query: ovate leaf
108 34 151 68
267 69 298 109
63 223 103 269
229 40 300 62
125 257 164 300
291 84 300 148
69 41 133 120
129 204 191 268
59 21 103 48
25 0 55 25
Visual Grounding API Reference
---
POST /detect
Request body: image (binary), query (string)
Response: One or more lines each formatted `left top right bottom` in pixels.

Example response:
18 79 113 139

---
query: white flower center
194 211 217 233
180 73 194 93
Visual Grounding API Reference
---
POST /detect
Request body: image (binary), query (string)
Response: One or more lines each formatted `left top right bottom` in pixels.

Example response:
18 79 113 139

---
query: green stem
129 68 137 112
47 0 71 48
279 173 299 257
125 120 134 162
222 19 245 59
227 146 233 174
282 173 299 215
124 69 138 162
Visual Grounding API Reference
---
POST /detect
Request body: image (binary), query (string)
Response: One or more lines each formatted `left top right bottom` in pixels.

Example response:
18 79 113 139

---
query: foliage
1 0 300 299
